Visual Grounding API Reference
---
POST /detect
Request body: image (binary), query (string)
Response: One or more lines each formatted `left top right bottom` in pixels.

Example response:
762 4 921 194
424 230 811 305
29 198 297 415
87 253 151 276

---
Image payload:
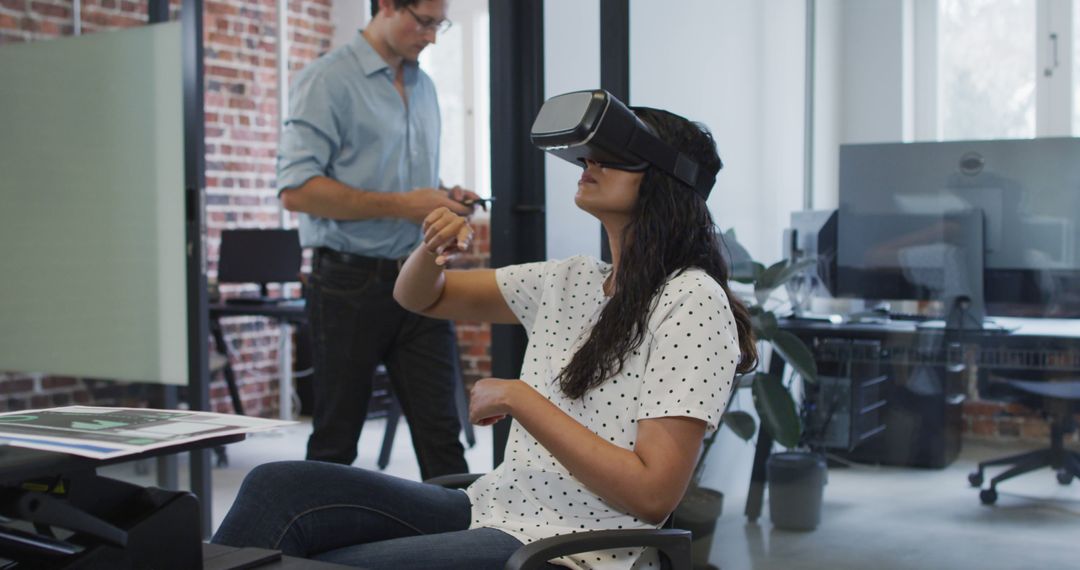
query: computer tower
805 339 888 452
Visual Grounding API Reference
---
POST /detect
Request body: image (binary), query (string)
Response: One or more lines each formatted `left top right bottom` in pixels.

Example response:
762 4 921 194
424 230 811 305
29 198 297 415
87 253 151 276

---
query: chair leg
1062 452 1080 482
988 449 1051 493
978 448 1047 471
377 396 402 471
971 448 1047 485
455 375 476 448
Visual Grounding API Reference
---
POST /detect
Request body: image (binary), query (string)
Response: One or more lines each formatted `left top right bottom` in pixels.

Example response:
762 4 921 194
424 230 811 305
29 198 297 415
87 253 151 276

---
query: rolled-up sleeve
277 72 342 193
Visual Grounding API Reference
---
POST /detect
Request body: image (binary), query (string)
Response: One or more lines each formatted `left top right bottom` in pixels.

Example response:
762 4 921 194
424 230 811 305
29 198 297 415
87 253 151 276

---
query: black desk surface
208 300 306 322
0 433 245 485
779 315 1080 339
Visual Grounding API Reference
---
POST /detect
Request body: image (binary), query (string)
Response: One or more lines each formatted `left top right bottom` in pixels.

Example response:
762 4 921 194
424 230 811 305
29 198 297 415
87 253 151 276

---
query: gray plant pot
767 451 827 531
673 485 724 570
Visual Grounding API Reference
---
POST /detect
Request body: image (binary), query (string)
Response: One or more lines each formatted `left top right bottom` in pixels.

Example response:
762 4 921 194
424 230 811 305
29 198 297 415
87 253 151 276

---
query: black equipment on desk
217 229 302 301
785 209 838 297
803 339 888 452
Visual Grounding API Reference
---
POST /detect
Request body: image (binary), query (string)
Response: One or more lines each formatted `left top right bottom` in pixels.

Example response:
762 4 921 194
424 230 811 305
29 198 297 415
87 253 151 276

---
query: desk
208 300 306 421
0 435 243 569
743 316 1080 522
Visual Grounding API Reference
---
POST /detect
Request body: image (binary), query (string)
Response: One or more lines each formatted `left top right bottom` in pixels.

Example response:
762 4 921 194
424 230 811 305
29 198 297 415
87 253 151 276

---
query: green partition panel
0 23 187 385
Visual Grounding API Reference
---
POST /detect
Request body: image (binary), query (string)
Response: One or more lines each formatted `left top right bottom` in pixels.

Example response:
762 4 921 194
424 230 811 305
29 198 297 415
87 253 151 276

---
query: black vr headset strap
625 128 716 199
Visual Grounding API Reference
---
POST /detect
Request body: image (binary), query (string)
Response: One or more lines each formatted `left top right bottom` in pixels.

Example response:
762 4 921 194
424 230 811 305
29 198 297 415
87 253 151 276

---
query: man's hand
422 207 473 266
443 185 482 207
400 188 472 224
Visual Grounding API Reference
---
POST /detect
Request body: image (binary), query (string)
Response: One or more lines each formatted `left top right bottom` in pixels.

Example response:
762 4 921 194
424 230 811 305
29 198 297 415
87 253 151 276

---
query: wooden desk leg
744 353 787 523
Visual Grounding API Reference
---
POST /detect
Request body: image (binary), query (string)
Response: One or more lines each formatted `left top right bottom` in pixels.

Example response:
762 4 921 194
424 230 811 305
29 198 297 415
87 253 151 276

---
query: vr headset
530 89 719 199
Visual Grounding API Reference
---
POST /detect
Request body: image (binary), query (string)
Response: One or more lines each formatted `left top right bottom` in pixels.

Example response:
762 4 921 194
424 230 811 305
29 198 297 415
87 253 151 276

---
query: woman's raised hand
422 207 473 266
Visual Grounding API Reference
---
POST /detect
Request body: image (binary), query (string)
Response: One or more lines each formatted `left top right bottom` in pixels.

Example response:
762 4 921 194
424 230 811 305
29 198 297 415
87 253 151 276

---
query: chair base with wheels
425 474 692 570
968 379 1080 505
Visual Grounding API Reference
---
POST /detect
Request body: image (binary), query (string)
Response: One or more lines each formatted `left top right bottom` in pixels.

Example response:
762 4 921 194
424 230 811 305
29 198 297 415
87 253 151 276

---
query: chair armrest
504 528 691 570
423 473 485 489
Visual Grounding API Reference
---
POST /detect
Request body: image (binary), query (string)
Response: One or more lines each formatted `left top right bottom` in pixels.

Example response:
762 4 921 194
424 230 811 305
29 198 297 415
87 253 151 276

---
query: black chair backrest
218 229 302 285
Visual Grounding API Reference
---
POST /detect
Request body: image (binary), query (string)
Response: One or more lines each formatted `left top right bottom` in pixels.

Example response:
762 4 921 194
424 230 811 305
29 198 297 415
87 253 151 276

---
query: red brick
41 376 78 389
0 379 35 395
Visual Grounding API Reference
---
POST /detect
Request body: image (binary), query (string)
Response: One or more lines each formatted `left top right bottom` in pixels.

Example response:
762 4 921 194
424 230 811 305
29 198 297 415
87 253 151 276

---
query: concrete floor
101 420 1080 570
712 441 1080 570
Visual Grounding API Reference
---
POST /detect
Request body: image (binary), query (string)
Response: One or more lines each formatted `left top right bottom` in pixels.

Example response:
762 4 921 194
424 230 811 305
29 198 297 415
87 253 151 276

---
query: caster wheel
968 472 983 487
1056 470 1073 485
980 489 997 505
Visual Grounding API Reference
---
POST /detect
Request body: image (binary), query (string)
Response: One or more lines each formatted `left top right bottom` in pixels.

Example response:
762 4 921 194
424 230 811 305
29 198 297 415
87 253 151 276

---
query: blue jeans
212 461 552 569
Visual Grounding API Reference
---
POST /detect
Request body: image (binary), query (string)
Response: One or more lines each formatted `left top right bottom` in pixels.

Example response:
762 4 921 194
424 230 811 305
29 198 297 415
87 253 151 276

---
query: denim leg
305 259 391 465
384 313 468 479
212 461 471 558
315 527 542 570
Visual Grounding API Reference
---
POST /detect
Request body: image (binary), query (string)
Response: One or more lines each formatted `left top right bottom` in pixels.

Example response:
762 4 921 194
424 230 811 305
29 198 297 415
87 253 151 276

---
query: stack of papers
0 406 295 459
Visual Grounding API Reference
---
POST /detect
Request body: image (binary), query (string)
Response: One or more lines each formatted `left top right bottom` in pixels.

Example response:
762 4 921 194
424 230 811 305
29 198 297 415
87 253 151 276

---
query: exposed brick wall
448 215 493 391
203 0 332 417
0 0 73 43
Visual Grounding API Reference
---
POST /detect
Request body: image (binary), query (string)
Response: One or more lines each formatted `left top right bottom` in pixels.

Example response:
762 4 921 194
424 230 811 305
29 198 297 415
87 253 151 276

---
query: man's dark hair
371 0 423 18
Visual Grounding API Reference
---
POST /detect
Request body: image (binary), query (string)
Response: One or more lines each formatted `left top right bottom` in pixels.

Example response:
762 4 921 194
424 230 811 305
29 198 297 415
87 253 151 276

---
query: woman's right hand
422 207 473 266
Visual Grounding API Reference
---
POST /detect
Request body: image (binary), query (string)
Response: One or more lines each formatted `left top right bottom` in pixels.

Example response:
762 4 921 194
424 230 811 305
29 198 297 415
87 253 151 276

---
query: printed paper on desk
0 406 295 459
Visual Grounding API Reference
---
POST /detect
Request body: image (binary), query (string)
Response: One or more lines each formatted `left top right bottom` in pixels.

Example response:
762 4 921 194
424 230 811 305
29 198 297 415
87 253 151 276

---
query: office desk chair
214 229 304 417
425 474 692 570
968 378 1080 505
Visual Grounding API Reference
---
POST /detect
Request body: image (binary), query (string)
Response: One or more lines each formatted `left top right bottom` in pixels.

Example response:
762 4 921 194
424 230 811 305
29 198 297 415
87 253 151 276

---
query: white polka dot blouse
466 255 740 570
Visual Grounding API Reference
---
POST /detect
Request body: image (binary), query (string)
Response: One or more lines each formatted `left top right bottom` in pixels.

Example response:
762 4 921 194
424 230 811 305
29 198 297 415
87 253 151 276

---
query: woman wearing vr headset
214 102 756 570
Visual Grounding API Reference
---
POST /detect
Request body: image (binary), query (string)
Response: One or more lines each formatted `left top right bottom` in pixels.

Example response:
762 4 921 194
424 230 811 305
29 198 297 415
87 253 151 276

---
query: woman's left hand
469 378 524 426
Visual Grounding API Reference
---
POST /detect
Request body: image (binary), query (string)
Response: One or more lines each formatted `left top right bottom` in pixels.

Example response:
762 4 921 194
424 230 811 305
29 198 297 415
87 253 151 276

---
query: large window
932 0 1074 140
939 0 1036 139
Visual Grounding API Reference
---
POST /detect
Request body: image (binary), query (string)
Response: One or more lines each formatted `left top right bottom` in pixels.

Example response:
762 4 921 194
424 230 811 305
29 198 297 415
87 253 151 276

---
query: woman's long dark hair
557 107 758 399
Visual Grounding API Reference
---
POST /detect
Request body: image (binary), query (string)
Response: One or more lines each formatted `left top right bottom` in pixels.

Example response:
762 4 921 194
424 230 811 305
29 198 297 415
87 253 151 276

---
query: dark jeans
212 461 537 569
305 251 467 479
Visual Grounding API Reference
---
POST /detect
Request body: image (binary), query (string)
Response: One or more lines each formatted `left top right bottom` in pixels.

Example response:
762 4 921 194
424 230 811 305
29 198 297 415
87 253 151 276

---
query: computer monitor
837 138 1080 318
787 209 838 296
217 229 302 295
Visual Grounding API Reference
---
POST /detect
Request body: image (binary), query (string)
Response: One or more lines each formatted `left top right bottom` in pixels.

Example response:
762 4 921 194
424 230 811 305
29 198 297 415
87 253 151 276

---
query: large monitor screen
837 138 1080 317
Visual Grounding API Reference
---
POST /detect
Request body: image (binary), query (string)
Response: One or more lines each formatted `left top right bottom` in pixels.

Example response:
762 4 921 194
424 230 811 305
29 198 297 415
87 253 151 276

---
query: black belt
313 248 404 277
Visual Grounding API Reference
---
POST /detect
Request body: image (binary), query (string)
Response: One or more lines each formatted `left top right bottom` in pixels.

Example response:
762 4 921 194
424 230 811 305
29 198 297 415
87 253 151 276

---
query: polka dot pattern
466 256 740 570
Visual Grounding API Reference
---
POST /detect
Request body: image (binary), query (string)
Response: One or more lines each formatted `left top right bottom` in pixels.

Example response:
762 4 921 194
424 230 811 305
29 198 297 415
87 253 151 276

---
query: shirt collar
349 29 418 82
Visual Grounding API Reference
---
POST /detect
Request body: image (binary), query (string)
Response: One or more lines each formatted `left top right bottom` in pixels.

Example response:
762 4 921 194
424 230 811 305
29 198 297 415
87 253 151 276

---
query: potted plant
673 229 820 566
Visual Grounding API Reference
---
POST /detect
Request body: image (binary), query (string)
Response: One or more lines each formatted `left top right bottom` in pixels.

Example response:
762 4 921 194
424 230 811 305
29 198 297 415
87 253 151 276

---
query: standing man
278 0 473 479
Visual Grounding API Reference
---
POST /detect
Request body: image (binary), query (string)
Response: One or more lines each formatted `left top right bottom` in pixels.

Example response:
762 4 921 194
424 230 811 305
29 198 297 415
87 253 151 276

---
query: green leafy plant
711 228 819 455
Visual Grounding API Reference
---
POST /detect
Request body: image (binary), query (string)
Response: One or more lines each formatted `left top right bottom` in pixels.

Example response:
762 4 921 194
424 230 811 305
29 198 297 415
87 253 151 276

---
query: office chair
425 474 692 570
213 229 304 415
967 378 1080 505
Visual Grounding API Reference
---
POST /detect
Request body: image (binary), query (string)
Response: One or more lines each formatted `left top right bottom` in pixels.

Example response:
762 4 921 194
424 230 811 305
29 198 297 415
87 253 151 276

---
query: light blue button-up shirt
277 31 441 259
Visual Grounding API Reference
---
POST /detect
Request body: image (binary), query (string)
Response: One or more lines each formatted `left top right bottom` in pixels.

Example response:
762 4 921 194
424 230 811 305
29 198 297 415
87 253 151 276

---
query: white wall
543 0 602 260
840 0 907 144
332 0 368 49
812 0 843 210
812 0 912 209
628 0 805 266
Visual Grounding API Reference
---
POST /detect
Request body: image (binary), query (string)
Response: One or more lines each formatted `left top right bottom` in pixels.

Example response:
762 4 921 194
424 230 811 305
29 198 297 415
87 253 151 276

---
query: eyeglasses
404 6 452 34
